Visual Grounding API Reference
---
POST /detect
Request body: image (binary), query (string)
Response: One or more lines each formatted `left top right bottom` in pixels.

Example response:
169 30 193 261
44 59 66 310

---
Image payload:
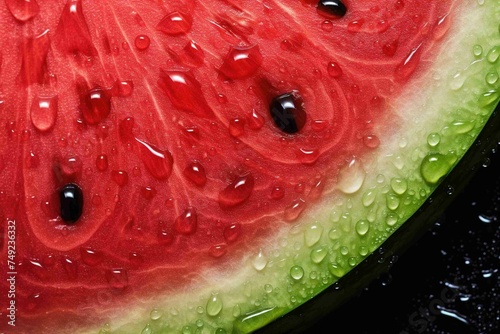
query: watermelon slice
0 0 499 333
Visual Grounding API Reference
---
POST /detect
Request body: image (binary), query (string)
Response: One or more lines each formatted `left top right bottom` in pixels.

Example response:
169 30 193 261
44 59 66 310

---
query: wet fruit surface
0 0 496 332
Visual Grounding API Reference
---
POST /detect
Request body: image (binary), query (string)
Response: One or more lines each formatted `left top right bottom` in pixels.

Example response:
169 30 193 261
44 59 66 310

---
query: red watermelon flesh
0 0 499 333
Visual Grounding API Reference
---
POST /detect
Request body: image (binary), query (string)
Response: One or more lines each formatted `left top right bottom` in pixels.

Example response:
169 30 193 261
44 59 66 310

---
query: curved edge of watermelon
257 87 500 334
75 2 500 334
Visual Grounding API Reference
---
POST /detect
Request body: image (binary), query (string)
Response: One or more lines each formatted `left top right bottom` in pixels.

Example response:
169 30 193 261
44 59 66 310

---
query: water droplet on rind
206 293 223 316
337 158 366 194
233 307 285 334
420 153 457 185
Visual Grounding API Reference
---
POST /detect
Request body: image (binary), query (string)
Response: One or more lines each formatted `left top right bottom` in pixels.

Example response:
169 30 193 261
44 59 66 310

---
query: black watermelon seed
60 183 83 223
317 0 348 18
269 91 306 134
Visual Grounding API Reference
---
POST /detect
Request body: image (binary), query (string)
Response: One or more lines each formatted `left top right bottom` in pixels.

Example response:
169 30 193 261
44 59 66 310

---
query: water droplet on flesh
135 138 173 180
30 95 58 132
218 174 254 209
156 11 192 35
218 45 263 80
174 207 197 235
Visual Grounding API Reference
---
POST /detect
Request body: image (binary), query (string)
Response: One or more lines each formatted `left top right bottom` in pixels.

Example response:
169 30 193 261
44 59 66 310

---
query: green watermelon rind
77 2 500 334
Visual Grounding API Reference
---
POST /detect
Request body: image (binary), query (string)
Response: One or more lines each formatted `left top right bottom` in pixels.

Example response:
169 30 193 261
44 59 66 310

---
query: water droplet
284 198 306 222
111 170 129 186
427 132 441 147
62 257 78 279
362 189 376 207
229 117 245 137
182 40 205 66
55 0 96 56
328 262 345 278
206 293 223 317
472 44 483 57
305 224 323 247
420 153 457 185
80 86 111 125
158 69 214 118
347 19 364 33
386 213 398 226
486 46 500 63
355 220 370 236
321 20 333 32
219 45 263 80
105 268 129 289
395 44 422 81
450 71 466 91
150 308 162 320
135 138 173 180
311 246 328 264
327 61 343 78
290 265 304 280
218 174 254 209
390 178 408 195
337 158 366 194
141 324 152 334
134 34 150 51
209 244 227 258
252 248 267 271
386 193 400 210
248 109 265 130
6 0 40 21
80 247 103 266
486 71 499 85
223 223 241 243
156 11 192 35
111 80 134 97
183 161 207 186
30 95 58 133
478 90 499 108
19 29 51 85
363 135 380 148
174 207 197 235
96 154 108 171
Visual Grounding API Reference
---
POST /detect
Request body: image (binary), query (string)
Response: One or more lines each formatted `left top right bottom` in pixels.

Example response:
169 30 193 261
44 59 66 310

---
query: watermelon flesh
0 0 499 333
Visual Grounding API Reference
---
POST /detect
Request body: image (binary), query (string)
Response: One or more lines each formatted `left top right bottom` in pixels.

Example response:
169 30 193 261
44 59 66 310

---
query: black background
307 136 500 333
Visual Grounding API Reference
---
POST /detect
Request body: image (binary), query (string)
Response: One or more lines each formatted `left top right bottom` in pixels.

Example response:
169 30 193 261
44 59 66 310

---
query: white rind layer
87 1 500 333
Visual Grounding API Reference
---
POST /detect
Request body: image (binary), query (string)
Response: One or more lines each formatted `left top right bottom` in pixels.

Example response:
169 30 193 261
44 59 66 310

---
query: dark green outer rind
257 101 500 334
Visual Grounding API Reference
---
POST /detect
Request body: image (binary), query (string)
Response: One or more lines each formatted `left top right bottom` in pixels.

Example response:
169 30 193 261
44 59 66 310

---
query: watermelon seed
59 183 83 223
269 91 306 134
317 0 347 19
